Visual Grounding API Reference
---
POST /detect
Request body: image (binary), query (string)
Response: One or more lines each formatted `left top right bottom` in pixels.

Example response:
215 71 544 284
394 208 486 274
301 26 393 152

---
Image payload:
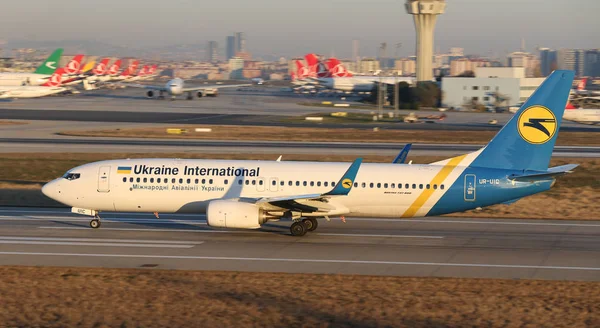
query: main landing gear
290 218 319 237
89 214 101 229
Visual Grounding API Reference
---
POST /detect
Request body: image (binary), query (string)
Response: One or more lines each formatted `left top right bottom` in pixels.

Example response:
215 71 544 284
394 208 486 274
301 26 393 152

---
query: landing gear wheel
90 219 101 229
303 218 318 232
290 221 307 237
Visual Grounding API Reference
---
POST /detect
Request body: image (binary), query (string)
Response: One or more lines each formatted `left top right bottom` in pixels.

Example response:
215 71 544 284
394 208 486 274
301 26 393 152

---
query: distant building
206 41 218 63
557 49 579 74
358 58 380 74
235 52 252 61
226 36 235 60
507 52 539 77
352 39 360 62
442 67 544 109
584 50 600 77
394 58 416 76
539 48 557 76
228 57 244 79
449 58 490 76
234 32 246 54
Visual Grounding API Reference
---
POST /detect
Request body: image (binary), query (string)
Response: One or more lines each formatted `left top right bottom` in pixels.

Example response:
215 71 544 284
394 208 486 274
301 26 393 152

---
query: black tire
90 219 101 229
303 218 318 232
290 221 307 237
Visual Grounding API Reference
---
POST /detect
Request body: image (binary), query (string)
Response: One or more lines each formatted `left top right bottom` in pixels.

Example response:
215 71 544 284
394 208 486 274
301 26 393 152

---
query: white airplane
126 78 249 100
42 71 577 236
571 78 600 97
0 48 63 86
0 69 66 98
563 102 600 125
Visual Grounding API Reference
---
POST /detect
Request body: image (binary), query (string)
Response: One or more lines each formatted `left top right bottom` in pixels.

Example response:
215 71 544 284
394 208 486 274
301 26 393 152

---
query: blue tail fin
470 70 574 171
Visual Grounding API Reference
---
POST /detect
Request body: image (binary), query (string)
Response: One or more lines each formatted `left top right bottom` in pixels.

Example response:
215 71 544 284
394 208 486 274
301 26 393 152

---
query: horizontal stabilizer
509 164 578 181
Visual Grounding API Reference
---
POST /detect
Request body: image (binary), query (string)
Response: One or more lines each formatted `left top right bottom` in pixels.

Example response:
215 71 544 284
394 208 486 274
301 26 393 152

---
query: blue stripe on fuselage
427 167 554 216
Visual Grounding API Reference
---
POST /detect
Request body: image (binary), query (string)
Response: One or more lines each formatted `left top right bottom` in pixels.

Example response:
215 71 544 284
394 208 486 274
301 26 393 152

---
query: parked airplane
42 70 576 236
563 102 600 125
0 69 66 98
572 78 600 96
0 48 63 86
126 78 249 100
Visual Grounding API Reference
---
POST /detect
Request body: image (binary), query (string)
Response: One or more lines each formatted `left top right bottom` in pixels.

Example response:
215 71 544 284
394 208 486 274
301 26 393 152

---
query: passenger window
280 181 284 186
150 178 154 183
195 179 199 184
288 181 292 186
296 181 300 186
405 184 409 189
252 180 256 185
272 180 276 186
171 178 176 183
370 183 374 188
412 184 416 189
433 184 438 189
419 184 423 189
303 181 307 186
391 183 395 188
129 177 133 182
259 180 263 185
324 182 329 187
157 178 161 183
354 182 358 187
238 179 243 185
179 178 183 184
224 179 228 185
122 177 126 182
202 179 206 184
137 178 141 183
384 183 388 188
245 180 250 185
209 179 213 184
332 182 336 187
441 185 445 190
362 182 366 188
377 183 381 188
186 178 191 184
426 184 430 189
310 181 314 187
143 178 147 183
317 181 321 187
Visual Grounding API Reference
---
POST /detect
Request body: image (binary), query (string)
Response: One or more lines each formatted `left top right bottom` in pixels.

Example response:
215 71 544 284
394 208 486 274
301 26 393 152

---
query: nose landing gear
89 216 101 229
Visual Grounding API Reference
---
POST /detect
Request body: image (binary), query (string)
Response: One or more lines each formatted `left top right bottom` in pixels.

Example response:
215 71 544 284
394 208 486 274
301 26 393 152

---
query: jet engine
196 91 203 98
206 200 267 229
146 90 154 98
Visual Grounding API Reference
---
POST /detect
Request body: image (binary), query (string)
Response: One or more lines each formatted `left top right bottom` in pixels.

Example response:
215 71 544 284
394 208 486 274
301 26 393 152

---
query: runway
0 207 599 281
1 137 599 157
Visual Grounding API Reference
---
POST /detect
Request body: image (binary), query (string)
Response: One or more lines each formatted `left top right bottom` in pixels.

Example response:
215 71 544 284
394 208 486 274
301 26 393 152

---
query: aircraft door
257 178 265 192
464 174 476 201
98 166 111 193
269 178 279 192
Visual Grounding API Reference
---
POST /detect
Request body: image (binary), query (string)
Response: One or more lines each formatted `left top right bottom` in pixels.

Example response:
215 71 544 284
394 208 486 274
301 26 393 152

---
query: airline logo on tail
138 66 149 76
148 65 157 75
93 59 110 75
517 106 557 144
121 60 139 76
577 78 587 91
327 58 353 78
296 61 309 79
107 60 122 75
43 68 64 87
64 55 84 75
45 62 57 70
305 54 321 78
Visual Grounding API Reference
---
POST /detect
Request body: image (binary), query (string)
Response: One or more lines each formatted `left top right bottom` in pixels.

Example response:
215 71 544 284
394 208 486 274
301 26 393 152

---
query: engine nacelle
206 200 266 229
196 91 203 98
146 90 154 98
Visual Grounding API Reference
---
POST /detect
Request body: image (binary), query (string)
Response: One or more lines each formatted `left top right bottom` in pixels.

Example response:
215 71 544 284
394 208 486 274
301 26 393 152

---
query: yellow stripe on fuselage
401 154 467 218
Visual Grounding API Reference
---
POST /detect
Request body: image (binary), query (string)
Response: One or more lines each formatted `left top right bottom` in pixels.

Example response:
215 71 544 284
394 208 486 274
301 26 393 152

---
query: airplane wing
253 158 362 214
119 83 168 91
181 84 250 92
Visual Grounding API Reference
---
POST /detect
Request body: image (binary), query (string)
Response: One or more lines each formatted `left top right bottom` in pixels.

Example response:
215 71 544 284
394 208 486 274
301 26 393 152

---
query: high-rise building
557 49 578 73
226 36 235 60
228 57 245 79
206 41 218 63
584 50 600 77
352 39 359 62
405 0 446 82
234 32 246 54
358 58 380 74
507 52 539 77
539 48 557 76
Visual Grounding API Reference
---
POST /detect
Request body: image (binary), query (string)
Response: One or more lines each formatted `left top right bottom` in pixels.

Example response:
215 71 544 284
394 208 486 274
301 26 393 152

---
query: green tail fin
34 48 63 75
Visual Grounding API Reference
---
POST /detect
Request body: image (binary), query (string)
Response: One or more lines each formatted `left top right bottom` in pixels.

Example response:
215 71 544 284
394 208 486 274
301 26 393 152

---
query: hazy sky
1 0 598 58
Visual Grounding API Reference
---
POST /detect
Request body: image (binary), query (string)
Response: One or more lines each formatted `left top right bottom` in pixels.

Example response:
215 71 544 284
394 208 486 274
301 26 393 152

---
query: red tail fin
148 65 157 75
121 60 139 76
138 65 149 76
566 102 577 110
92 58 110 75
63 55 84 75
107 60 122 75
42 68 64 87
296 60 308 79
577 78 588 91
326 58 353 77
305 54 320 78
290 72 296 81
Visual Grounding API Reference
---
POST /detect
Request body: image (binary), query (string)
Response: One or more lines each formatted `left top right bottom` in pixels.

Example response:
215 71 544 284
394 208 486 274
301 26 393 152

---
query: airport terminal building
442 67 544 110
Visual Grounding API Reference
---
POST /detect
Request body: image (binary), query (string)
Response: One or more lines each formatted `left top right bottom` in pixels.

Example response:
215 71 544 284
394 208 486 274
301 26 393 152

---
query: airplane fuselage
0 86 66 98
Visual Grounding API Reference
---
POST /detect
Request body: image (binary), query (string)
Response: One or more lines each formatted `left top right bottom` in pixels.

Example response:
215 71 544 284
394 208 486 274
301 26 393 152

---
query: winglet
324 158 363 196
393 144 412 164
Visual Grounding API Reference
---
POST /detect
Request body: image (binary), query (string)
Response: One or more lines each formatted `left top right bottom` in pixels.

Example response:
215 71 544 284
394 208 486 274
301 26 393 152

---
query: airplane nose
41 180 59 200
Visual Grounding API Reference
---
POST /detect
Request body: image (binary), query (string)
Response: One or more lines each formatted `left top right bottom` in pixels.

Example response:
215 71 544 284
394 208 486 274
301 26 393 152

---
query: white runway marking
0 216 207 225
0 241 197 248
316 233 444 239
0 251 598 271
0 236 204 244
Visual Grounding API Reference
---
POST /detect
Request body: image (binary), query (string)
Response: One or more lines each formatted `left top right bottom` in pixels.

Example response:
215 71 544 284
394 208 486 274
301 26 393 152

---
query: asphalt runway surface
0 207 599 281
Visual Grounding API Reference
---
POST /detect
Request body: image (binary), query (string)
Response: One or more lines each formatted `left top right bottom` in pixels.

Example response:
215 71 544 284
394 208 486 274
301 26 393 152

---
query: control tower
405 0 445 82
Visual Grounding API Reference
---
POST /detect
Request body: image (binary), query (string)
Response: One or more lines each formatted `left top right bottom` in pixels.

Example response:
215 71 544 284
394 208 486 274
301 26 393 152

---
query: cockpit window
62 173 81 181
